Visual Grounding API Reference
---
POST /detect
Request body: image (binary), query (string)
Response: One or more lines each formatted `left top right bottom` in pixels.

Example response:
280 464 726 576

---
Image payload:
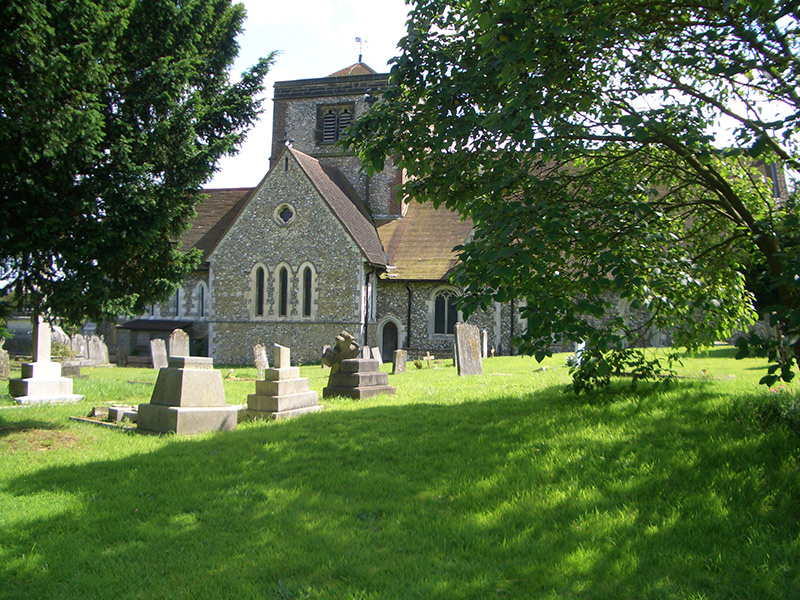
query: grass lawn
1 348 798 599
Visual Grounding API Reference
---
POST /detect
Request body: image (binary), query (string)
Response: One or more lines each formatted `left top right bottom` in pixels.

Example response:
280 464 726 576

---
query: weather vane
355 37 367 63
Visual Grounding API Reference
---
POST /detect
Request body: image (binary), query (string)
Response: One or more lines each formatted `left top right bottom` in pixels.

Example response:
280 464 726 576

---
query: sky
208 0 411 188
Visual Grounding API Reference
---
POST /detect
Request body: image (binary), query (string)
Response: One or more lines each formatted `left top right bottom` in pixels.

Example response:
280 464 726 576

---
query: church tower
270 63 404 219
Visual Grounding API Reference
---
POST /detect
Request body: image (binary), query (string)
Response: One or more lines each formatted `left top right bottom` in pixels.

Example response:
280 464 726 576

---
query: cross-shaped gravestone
423 351 435 368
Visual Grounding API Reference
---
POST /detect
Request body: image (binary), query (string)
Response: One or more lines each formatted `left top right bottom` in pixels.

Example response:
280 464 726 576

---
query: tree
348 0 800 389
0 0 273 326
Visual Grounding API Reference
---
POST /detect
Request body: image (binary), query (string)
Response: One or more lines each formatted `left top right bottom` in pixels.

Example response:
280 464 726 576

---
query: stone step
327 371 389 388
255 377 313 397
247 390 319 413
322 384 396 400
339 358 381 373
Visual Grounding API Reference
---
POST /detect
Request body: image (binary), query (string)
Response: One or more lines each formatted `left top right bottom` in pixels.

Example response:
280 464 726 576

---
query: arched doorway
381 321 398 362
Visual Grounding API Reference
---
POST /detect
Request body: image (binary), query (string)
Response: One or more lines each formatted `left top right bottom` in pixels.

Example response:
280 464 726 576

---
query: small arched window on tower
255 267 265 317
278 267 289 317
317 104 355 145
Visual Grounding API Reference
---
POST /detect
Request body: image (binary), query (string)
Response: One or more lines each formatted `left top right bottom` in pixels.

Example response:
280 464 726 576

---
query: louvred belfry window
318 104 354 144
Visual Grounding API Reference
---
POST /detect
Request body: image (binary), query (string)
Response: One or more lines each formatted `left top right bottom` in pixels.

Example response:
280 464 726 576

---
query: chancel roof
377 201 474 281
180 187 254 262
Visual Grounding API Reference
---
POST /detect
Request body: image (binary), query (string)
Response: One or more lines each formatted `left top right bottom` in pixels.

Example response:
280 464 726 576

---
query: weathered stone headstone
246 345 321 420
8 316 82 404
322 331 395 399
453 343 458 369
51 325 70 348
86 334 109 364
321 331 361 372
454 322 483 376
274 343 291 368
150 338 168 369
169 328 190 358
70 334 86 358
361 346 371 359
253 343 269 375
371 346 383 364
0 339 10 379
137 356 237 434
482 329 488 359
117 348 129 367
323 358 396 399
392 349 407 374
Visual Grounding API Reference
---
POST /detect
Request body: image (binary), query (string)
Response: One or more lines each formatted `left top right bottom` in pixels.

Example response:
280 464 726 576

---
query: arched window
278 267 288 317
302 266 313 317
434 289 458 335
255 267 265 317
193 282 209 318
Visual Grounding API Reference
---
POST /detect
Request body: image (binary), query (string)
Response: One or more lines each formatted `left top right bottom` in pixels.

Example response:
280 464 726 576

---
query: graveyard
1 346 799 599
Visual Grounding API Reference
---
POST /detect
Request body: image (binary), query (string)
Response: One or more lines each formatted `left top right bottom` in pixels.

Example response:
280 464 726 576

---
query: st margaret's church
116 63 522 364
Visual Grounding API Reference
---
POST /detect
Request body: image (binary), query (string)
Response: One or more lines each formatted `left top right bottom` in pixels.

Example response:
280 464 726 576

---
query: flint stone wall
209 152 367 365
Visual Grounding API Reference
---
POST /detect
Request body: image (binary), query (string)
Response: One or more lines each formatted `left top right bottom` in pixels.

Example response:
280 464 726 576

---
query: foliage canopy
348 0 800 388
0 0 273 325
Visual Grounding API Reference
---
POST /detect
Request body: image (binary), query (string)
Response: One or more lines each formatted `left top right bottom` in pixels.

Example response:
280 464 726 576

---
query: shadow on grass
0 415 63 438
1 382 799 600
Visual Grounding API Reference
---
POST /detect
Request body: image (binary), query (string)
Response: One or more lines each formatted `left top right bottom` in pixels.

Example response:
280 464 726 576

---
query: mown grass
0 349 798 599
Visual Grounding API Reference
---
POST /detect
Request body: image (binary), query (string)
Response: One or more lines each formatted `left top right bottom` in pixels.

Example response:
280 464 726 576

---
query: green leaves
0 0 273 324
348 0 800 390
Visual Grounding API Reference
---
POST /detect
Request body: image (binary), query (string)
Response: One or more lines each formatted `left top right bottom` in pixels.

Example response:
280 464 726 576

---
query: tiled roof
377 201 473 281
289 148 387 267
180 188 254 262
328 63 377 77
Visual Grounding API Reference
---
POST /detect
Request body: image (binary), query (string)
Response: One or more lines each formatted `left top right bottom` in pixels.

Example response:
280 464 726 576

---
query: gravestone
246 344 321 420
322 331 395 399
0 340 10 379
321 331 361 372
150 338 168 369
392 349 407 374
453 343 458 369
8 316 83 404
117 348 129 367
361 346 371 359
169 329 190 358
323 358 396 399
253 343 269 375
137 356 237 434
86 334 109 364
371 346 383 364
70 333 86 358
454 322 483 376
482 330 488 359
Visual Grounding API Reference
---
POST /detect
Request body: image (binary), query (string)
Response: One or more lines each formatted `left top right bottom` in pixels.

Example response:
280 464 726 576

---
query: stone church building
117 64 519 364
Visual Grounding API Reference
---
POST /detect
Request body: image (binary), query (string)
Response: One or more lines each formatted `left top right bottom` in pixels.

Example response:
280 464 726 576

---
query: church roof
288 147 387 267
180 187 254 262
328 62 377 77
377 201 473 281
